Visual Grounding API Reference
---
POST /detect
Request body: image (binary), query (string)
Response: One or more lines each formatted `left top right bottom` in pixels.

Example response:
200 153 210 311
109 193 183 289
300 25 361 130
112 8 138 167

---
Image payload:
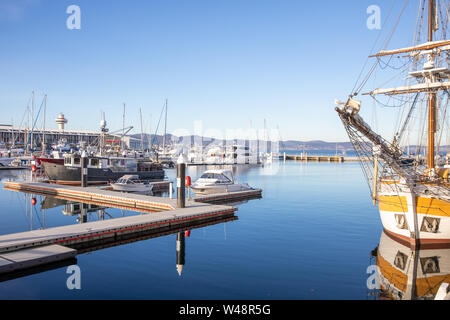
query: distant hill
130 134 354 151
130 133 449 153
280 140 353 151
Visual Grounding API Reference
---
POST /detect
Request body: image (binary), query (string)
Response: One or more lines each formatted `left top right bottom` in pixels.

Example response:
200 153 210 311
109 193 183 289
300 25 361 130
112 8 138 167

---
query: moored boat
41 152 165 185
111 174 154 192
336 0 450 247
190 169 253 195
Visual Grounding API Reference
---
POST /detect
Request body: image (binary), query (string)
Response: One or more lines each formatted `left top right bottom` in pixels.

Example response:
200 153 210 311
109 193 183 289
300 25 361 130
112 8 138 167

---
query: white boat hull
377 183 450 246
190 184 252 195
111 184 154 192
0 157 14 167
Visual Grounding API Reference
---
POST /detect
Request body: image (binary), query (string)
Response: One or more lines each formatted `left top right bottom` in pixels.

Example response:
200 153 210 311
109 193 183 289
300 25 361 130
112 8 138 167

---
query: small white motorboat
111 175 154 192
190 169 253 195
0 157 14 167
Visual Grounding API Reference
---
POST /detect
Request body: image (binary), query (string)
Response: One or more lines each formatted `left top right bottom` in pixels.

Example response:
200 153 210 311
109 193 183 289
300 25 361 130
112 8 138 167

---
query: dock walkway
0 180 243 275
0 202 235 254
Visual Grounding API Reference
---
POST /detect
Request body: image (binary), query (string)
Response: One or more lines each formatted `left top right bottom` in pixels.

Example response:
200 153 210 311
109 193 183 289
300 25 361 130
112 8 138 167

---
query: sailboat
336 0 449 247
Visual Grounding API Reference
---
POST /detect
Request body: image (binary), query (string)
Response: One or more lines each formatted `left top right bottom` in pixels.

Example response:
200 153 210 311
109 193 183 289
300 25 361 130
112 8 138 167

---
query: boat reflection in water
372 230 450 300
62 202 109 224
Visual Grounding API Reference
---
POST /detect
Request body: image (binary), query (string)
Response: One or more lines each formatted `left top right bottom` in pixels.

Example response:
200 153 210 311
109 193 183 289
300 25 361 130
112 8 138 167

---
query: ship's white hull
378 183 450 246
190 183 252 195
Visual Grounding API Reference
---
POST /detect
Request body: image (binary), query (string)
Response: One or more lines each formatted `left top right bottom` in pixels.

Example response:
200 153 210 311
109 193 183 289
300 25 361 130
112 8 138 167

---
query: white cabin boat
190 169 253 195
111 175 154 192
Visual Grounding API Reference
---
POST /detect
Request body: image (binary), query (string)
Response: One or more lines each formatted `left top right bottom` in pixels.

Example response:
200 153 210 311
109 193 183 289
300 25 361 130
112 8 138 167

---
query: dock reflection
0 194 237 282
371 230 450 300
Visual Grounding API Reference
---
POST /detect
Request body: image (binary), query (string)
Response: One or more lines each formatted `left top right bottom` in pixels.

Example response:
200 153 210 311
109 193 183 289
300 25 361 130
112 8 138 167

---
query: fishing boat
41 152 165 185
110 174 154 192
190 169 253 195
336 0 450 247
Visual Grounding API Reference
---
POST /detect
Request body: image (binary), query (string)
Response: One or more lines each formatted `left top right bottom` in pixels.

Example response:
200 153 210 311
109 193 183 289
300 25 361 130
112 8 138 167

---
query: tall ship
336 0 449 247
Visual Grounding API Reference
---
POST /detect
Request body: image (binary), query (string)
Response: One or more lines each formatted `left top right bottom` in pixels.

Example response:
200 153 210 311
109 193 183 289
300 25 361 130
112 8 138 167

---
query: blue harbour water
0 159 382 299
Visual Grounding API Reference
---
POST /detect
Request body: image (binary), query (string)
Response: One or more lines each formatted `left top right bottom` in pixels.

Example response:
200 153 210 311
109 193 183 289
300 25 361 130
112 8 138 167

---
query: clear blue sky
0 0 419 141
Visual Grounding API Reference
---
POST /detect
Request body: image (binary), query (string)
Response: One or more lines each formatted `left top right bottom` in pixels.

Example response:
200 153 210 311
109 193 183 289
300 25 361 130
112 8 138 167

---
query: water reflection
62 202 110 224
0 192 237 281
371 230 450 300
23 194 114 228
176 232 185 276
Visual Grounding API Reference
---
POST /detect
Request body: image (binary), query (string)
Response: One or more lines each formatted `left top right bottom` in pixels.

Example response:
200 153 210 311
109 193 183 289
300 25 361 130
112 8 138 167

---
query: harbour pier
283 154 360 162
0 180 261 276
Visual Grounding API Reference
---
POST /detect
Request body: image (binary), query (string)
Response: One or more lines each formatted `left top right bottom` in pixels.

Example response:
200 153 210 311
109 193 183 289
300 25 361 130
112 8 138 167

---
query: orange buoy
31 198 37 206
31 164 37 172
185 230 191 237
185 176 191 187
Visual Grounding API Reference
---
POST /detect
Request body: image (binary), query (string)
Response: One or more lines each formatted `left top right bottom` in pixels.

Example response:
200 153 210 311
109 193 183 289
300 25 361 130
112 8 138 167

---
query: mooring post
169 181 173 199
176 232 185 276
80 203 88 223
177 154 187 208
81 151 88 187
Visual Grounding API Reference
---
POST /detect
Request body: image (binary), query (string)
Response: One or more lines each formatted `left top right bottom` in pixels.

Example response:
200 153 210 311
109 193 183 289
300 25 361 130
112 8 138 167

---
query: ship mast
427 0 436 172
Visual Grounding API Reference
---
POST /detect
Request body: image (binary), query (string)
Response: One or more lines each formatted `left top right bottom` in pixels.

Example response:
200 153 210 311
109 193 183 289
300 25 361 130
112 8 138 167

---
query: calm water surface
0 161 381 299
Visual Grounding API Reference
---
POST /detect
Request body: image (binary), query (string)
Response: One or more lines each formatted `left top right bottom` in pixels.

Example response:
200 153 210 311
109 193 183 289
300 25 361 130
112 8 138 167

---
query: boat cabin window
64 157 71 165
216 174 231 183
90 158 99 167
200 173 231 183
74 157 80 165
200 173 216 179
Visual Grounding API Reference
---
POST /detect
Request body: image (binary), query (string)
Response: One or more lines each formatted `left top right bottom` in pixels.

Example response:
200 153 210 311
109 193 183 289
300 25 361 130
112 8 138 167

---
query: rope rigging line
350 0 397 95
352 0 410 96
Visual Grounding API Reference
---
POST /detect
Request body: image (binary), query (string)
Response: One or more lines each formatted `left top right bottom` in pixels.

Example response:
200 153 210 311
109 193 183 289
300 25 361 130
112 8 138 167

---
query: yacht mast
42 94 47 155
122 103 126 151
140 108 144 151
31 91 34 152
162 99 168 153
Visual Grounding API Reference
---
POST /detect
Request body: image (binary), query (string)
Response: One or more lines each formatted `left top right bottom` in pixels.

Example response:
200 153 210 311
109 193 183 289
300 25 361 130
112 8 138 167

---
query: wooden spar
427 0 436 172
428 0 434 43
362 81 450 96
373 156 378 206
368 40 450 58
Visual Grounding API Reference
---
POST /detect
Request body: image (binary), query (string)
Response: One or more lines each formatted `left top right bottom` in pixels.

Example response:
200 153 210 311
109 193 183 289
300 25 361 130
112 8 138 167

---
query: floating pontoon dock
0 166 28 170
192 189 262 204
0 180 263 276
284 155 350 162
